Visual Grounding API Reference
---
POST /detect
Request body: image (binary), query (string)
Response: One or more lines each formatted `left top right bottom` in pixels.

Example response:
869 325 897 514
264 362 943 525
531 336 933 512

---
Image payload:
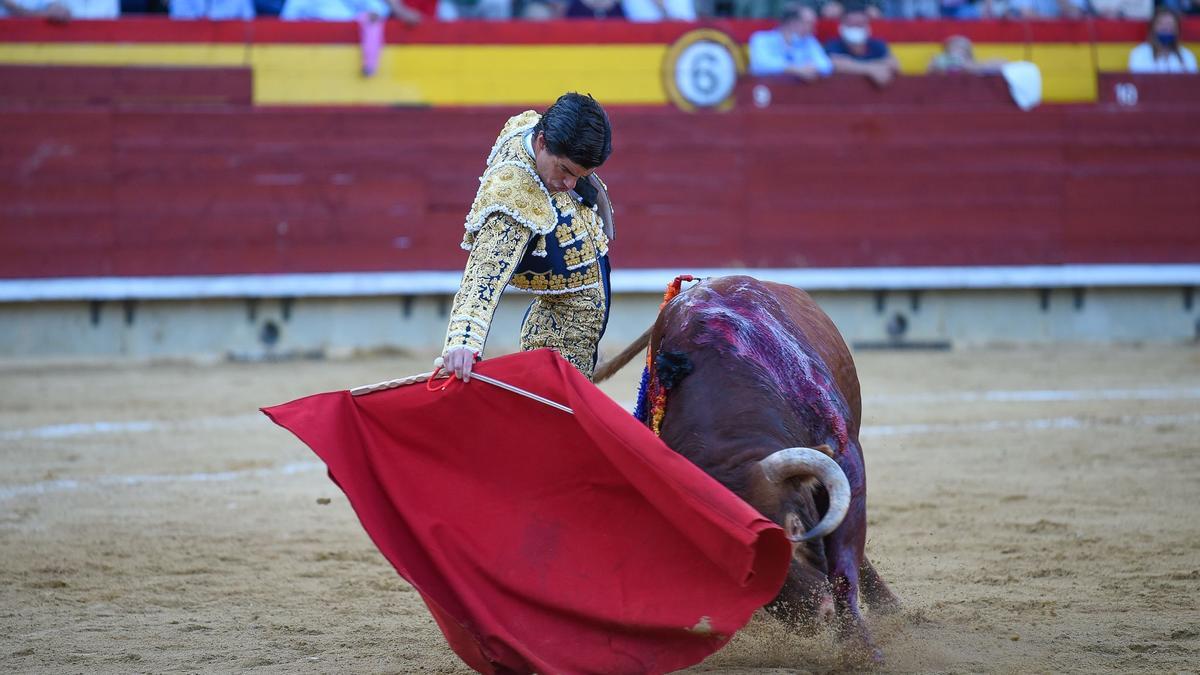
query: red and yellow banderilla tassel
646 275 693 436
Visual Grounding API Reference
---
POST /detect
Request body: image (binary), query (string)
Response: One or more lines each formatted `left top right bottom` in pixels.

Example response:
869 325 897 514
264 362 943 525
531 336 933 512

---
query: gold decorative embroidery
464 162 556 244
519 282 609 380
444 214 532 355
509 264 601 294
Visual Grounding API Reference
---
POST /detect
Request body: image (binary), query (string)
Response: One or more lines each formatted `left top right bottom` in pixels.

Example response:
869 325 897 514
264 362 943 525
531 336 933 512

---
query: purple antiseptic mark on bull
673 281 853 455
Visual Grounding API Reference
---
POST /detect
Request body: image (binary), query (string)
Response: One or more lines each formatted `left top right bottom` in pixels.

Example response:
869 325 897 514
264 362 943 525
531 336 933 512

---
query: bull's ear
813 444 835 459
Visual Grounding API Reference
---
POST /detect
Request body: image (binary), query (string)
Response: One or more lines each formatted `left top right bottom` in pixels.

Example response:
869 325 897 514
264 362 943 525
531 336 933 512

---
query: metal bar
470 373 574 415
349 370 573 416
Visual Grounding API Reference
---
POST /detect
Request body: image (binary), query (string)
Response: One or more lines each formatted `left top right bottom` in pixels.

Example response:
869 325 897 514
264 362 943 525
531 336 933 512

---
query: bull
596 275 898 659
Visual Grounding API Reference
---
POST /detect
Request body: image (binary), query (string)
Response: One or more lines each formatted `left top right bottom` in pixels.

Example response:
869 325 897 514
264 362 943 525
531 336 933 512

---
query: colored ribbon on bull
636 274 694 436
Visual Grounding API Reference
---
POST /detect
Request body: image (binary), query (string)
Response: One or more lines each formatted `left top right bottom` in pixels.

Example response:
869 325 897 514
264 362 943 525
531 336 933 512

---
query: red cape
262 349 790 674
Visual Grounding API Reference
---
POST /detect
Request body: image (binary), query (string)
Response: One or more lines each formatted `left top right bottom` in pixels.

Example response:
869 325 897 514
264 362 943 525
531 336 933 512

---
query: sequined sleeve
443 213 533 356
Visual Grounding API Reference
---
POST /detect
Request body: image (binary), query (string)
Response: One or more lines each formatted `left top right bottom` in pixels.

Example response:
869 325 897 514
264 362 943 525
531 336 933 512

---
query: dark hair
534 92 612 170
841 0 871 15
779 3 802 22
1148 7 1182 59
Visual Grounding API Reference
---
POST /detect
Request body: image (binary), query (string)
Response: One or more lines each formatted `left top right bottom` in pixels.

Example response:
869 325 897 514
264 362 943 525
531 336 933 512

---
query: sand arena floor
2 345 1198 673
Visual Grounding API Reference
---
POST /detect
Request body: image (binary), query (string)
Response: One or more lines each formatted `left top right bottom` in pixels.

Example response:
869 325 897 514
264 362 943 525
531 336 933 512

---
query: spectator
886 0 937 19
565 0 623 17
748 5 832 81
518 0 556 14
813 0 881 19
1159 0 1199 16
622 0 695 20
1129 8 1198 73
438 0 511 19
1 0 117 17
823 8 899 86
120 0 166 13
1004 0 1084 18
281 0 426 78
170 0 254 18
280 0 424 22
927 35 1005 73
935 0 980 17
1090 0 1150 20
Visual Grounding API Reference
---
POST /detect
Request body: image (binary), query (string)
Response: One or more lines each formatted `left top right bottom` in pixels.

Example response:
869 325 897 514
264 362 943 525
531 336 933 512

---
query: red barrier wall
2 84 1198 278
0 65 252 106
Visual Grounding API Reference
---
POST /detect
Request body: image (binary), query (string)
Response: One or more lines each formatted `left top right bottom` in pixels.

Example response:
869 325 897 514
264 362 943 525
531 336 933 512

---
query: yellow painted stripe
250 44 668 105
2 41 1195 105
1094 42 1140 72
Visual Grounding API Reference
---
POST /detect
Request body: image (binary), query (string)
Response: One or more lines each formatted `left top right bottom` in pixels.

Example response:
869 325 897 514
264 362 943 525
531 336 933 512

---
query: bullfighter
441 92 615 381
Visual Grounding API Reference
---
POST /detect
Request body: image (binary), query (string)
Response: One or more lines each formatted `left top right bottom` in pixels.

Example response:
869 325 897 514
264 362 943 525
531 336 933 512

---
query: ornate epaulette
487 110 540 165
461 111 557 256
462 162 556 256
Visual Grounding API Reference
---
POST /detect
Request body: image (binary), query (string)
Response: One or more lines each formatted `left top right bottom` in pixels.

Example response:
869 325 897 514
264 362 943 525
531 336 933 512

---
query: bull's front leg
825 499 883 663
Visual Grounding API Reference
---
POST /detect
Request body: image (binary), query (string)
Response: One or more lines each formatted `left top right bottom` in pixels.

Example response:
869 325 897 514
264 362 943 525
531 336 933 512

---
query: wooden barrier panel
736 74 1017 109
0 65 252 106
2 99 1198 278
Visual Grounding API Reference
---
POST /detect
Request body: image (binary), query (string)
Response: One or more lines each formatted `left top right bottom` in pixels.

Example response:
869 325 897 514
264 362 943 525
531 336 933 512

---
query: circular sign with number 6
662 29 745 112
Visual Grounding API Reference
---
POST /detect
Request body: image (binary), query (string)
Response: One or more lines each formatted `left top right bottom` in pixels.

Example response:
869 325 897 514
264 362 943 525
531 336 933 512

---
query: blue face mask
1156 32 1178 47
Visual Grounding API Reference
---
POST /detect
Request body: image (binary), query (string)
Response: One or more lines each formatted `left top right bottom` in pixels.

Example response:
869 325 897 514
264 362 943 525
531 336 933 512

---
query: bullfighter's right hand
443 347 478 383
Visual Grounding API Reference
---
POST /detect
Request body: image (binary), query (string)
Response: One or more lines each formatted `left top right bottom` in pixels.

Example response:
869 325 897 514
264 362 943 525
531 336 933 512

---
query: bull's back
673 277 861 435
756 280 862 433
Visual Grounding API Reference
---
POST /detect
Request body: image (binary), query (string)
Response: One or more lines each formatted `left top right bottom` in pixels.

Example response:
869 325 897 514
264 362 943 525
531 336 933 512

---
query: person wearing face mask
823 8 900 87
1128 8 1198 73
441 93 616 383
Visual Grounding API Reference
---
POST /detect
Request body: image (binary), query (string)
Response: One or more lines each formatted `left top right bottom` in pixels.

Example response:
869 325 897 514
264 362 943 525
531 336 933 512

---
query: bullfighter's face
533 131 594 194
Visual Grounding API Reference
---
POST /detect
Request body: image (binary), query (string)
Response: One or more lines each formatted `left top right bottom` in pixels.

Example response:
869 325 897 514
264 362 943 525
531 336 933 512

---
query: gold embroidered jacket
443 111 611 357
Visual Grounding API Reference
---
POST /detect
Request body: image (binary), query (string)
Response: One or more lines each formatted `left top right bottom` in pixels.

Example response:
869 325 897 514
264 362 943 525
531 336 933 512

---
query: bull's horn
759 447 851 543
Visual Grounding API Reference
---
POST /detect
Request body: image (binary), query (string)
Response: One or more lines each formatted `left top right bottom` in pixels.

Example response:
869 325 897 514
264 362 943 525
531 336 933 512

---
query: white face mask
840 25 869 45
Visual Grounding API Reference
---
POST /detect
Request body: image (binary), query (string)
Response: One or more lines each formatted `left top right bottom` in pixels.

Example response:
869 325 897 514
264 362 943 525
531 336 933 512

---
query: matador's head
531 92 612 194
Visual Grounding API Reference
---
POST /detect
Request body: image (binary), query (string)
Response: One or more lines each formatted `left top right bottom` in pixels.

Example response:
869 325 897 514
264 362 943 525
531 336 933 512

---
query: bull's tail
593 325 652 383
594 275 697 383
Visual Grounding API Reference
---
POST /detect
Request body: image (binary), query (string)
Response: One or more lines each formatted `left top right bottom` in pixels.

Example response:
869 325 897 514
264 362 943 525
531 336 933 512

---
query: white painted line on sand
4 387 1198 442
866 387 1200 405
862 412 1200 437
1 414 266 441
0 461 324 501
3 412 1196 502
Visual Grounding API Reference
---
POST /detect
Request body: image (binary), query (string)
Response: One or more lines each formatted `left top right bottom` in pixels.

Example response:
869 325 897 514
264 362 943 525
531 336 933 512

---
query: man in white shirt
748 4 833 82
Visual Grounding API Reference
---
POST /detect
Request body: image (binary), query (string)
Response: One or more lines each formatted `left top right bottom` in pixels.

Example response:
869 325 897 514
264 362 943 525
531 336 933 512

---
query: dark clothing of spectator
255 0 284 14
824 37 890 61
565 0 623 15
